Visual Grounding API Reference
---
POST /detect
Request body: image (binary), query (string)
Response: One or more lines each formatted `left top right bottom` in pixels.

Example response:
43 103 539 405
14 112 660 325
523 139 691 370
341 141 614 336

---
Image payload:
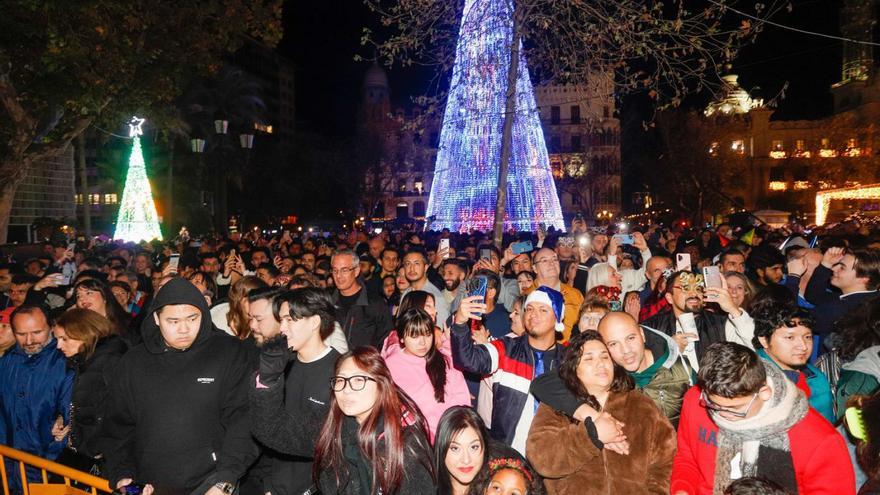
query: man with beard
440 259 469 306
747 245 786 288
643 270 754 371
401 249 450 326
0 304 73 491
531 311 693 428
522 248 583 341
249 289 341 495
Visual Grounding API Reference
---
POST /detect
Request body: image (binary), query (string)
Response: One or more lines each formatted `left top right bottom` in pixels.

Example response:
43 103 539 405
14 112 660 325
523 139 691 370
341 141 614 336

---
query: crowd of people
0 217 879 495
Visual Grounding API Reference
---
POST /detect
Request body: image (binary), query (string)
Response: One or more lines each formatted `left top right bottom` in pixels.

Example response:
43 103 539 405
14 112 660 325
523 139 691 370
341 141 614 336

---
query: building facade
533 79 622 219
358 65 622 225
358 63 440 224
8 146 77 242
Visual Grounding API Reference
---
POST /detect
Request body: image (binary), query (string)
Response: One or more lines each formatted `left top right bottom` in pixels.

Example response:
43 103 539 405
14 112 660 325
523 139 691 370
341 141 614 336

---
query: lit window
90 194 101 205
772 140 784 151
793 181 811 191
104 193 118 204
843 138 862 157
796 140 805 150
731 140 745 154
254 123 273 134
792 140 811 158
819 138 837 157
768 181 787 191
75 194 83 205
414 181 424 193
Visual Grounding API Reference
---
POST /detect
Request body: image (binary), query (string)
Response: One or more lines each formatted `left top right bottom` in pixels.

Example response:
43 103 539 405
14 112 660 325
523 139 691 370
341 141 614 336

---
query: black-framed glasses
699 390 759 418
331 375 376 392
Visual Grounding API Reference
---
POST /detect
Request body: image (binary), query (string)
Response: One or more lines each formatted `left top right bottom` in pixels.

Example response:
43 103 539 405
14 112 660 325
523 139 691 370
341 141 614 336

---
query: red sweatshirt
671 386 855 495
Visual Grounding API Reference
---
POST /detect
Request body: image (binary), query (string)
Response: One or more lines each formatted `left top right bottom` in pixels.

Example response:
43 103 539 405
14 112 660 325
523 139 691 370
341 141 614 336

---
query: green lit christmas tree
114 117 163 241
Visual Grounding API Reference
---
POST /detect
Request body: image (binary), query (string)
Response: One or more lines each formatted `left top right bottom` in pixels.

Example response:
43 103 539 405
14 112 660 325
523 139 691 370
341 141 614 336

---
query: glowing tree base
425 0 565 232
114 129 163 241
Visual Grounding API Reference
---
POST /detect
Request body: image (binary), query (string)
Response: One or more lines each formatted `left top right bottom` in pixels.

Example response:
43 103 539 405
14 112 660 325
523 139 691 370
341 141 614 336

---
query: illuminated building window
414 180 424 194
793 181 811 191
768 181 788 191
792 139 811 158
819 138 838 157
731 140 745 154
104 193 118 205
90 194 101 205
843 138 862 157
770 140 786 158
254 123 273 134
75 194 83 205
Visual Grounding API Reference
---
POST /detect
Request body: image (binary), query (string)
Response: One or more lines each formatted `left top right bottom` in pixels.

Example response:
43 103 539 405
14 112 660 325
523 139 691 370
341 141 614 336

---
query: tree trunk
0 182 17 244
493 2 521 246
77 134 91 238
166 144 174 235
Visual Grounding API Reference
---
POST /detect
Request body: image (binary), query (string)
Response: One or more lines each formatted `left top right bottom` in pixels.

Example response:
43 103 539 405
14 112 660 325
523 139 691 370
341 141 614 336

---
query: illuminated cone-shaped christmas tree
114 117 163 241
425 0 565 232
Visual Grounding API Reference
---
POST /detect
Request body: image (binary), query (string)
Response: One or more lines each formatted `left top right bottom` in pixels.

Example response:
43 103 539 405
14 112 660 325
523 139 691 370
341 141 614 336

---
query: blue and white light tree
425 0 564 233
114 117 163 241
362 0 785 242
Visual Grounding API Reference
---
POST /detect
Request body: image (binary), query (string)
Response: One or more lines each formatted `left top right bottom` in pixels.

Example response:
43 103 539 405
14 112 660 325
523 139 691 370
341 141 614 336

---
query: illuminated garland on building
425 0 565 232
815 183 880 226
114 117 163 241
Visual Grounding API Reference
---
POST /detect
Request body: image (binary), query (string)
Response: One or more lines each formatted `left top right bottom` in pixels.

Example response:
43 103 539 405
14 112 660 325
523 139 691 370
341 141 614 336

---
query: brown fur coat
526 390 677 494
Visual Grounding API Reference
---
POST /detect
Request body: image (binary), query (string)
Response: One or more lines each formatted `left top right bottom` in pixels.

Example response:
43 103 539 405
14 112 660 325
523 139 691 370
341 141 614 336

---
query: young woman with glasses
313 346 436 494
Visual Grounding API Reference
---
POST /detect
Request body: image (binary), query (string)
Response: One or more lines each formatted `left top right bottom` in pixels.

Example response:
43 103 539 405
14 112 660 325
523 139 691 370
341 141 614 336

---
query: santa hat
525 286 565 332
0 307 14 325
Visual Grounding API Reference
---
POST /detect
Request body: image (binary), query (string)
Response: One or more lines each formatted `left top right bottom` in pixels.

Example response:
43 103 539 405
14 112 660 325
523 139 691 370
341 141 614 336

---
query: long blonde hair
227 276 267 338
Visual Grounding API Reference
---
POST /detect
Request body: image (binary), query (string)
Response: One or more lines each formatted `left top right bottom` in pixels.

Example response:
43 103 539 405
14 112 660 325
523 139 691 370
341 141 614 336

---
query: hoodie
836 346 880 419
104 278 257 495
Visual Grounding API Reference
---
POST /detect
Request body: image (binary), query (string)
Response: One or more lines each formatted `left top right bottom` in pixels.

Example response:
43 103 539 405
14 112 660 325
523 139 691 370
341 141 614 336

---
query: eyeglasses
330 375 376 392
699 390 759 418
330 266 357 276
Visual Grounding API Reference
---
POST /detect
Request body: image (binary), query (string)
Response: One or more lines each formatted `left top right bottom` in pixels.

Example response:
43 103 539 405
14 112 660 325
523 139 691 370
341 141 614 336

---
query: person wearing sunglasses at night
671 342 854 495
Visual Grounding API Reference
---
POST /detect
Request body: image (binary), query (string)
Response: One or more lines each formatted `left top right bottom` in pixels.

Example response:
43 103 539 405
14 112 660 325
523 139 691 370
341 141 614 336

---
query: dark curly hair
559 330 634 410
751 300 815 349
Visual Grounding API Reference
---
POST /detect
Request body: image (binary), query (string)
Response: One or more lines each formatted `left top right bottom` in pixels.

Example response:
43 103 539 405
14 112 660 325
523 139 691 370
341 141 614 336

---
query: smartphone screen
511 240 533 255
465 276 488 317
479 248 491 261
169 254 180 271
676 253 691 272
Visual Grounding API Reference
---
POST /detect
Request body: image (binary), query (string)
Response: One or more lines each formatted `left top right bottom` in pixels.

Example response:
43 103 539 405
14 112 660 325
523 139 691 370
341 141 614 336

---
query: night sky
279 0 845 137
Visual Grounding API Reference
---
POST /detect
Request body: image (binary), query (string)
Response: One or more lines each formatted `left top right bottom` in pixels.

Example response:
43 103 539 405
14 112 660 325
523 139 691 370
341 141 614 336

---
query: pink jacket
382 332 471 440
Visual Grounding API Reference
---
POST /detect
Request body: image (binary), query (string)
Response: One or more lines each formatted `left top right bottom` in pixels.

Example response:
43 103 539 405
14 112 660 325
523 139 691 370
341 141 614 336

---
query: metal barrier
0 445 111 495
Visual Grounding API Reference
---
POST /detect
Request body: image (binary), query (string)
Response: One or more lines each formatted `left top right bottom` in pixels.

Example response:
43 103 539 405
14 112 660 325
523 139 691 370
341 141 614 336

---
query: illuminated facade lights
816 183 880 225
793 181 811 191
768 181 788 191
425 0 565 232
114 117 163 241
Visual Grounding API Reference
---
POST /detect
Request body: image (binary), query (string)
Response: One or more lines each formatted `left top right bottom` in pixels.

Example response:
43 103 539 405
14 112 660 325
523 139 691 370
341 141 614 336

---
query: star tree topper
128 116 145 137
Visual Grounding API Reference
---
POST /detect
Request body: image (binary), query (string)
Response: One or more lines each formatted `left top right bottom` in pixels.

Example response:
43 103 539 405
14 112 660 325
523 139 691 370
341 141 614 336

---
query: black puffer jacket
68 335 128 459
104 277 258 495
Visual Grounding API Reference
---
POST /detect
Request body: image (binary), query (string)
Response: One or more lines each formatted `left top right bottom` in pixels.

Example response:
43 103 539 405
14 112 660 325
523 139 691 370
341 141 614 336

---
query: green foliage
0 0 283 158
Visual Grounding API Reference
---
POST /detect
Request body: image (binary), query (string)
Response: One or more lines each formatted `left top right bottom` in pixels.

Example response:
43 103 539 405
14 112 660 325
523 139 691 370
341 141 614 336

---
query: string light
815 183 880 226
425 0 565 233
114 117 163 241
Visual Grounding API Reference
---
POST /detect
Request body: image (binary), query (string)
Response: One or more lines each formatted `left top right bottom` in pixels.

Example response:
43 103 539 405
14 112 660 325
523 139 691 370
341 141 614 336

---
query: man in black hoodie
104 277 257 495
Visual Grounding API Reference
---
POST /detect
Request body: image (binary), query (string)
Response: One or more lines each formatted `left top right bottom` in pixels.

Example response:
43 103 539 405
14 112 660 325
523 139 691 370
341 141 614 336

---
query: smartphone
577 235 589 247
511 240 533 255
613 234 634 245
168 253 180 272
465 275 489 317
120 483 147 495
675 253 691 272
479 248 491 261
439 238 450 259
702 265 722 301
67 241 77 252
